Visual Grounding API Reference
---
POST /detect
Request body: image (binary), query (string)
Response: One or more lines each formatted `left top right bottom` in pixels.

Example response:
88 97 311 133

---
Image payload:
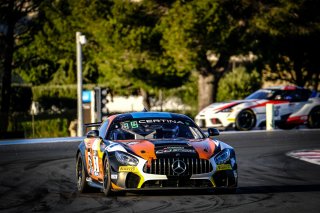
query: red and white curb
287 149 320 166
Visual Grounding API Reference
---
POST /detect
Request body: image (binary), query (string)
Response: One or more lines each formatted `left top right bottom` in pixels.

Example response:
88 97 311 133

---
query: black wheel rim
76 157 83 190
238 111 255 129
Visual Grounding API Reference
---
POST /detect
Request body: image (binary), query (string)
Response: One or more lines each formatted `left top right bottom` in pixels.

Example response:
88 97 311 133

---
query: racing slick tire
235 109 256 131
103 157 112 196
307 106 320 128
76 153 91 193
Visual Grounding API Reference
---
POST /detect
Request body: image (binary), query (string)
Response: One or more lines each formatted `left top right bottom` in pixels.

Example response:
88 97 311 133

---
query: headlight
214 149 231 165
115 151 138 166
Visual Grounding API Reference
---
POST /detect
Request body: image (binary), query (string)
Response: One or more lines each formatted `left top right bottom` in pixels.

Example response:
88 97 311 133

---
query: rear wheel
103 157 112 196
235 109 256 131
76 153 90 193
307 106 320 128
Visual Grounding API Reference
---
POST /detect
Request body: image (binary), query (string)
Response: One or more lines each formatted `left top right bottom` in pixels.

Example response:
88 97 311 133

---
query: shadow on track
108 184 320 197
237 184 320 194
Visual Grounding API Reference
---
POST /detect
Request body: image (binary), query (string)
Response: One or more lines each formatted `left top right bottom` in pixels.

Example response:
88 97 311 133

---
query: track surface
0 130 320 213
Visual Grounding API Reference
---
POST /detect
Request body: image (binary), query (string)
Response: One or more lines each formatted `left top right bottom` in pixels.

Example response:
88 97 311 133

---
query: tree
89 0 190 110
252 0 320 90
0 0 42 132
159 0 256 111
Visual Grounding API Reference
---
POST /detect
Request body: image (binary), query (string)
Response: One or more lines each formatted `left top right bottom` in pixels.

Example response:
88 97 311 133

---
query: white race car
195 86 320 131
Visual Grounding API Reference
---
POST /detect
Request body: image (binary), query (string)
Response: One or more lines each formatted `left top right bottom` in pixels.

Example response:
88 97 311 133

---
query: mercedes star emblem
172 160 187 175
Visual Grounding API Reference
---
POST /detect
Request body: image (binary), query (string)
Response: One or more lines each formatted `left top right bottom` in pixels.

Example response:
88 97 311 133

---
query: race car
76 111 238 196
195 85 320 131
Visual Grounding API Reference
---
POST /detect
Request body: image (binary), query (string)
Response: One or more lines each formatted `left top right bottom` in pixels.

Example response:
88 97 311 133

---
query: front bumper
109 155 237 190
195 113 235 129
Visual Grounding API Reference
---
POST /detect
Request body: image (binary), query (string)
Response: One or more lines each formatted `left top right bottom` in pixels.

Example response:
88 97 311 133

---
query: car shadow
120 184 320 196
236 184 320 194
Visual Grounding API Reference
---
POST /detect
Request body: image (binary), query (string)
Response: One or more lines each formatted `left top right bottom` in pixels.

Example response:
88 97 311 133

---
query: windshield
246 89 311 101
245 89 275 100
107 119 205 140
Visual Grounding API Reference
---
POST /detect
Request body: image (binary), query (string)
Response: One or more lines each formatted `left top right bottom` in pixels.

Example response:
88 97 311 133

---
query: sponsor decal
216 164 232 171
124 141 140 146
93 156 99 173
138 119 185 124
87 152 93 174
121 121 139 129
156 146 196 154
119 166 138 172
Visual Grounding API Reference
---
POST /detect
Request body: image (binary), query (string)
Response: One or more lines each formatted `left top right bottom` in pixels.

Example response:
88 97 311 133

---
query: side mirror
86 130 99 138
208 128 220 137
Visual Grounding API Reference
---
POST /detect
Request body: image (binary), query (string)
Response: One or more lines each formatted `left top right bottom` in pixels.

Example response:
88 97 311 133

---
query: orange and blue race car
76 111 238 196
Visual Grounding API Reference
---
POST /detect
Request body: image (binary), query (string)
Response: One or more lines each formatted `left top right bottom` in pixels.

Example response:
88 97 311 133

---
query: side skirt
86 177 103 189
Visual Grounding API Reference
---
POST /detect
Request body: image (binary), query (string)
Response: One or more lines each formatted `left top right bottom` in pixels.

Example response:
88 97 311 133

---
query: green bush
20 118 69 138
32 85 77 109
217 67 262 102
12 110 76 138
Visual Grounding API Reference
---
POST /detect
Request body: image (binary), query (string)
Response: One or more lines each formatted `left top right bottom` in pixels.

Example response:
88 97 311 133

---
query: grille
143 158 213 176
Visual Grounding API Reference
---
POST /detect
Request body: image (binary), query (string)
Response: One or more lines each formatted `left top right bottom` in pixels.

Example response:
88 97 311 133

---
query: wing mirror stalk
208 128 220 137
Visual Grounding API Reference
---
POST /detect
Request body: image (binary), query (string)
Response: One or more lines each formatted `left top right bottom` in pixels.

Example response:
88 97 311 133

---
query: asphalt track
0 130 320 213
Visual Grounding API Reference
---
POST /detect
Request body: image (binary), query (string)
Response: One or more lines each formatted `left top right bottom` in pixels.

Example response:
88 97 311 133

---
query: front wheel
76 153 90 193
235 109 256 131
307 106 320 128
103 157 112 196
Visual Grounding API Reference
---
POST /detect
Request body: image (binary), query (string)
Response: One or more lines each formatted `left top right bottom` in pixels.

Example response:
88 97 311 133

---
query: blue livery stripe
131 112 172 119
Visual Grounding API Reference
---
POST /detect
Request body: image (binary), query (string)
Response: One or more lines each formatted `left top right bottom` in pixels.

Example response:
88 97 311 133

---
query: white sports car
195 86 320 131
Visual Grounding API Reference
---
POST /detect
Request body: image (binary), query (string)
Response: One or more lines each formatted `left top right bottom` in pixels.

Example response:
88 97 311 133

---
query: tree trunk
197 54 230 111
140 88 151 111
0 1 14 132
198 73 214 111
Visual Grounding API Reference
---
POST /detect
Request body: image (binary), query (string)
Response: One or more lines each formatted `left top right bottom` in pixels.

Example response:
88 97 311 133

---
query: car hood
120 138 217 160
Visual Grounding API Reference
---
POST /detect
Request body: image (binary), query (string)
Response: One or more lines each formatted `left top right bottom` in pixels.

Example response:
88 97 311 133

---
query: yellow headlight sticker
118 166 145 188
118 166 138 173
227 118 235 122
216 164 232 171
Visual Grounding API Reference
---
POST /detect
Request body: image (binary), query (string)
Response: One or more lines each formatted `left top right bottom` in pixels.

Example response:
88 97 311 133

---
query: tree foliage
159 0 256 110
15 0 100 85
90 1 190 92
217 67 261 101
252 0 320 89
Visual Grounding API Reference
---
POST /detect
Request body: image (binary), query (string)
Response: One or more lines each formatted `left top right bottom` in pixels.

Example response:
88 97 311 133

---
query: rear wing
84 122 102 133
